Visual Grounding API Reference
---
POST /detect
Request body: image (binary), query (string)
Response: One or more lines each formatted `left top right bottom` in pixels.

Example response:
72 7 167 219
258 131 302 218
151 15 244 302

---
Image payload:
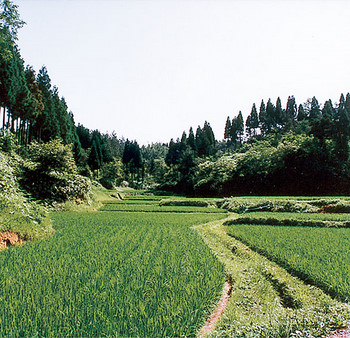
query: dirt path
0 231 22 250
197 281 232 337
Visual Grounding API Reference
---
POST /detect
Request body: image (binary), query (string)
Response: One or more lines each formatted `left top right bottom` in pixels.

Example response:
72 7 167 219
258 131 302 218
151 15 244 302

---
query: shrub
21 139 91 202
0 130 18 153
320 201 350 213
159 199 210 207
99 158 124 189
0 151 52 239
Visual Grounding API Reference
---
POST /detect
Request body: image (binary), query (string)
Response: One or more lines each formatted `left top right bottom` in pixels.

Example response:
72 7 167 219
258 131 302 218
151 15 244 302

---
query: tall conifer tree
224 116 231 140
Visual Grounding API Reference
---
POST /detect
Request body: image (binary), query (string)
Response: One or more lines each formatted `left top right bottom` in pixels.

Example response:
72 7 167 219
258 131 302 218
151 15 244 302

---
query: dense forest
1 0 350 201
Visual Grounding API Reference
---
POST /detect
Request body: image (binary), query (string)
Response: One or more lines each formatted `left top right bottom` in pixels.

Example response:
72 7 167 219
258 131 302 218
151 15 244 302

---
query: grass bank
194 217 350 337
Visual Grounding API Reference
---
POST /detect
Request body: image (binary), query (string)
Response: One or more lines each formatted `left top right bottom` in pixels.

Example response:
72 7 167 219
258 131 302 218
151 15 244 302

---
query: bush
218 198 322 213
320 201 350 213
159 199 210 207
0 151 52 239
99 158 124 189
0 130 18 153
21 139 91 202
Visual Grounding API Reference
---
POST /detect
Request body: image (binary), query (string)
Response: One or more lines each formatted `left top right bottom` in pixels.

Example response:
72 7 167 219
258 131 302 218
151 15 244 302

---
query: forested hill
1 0 350 199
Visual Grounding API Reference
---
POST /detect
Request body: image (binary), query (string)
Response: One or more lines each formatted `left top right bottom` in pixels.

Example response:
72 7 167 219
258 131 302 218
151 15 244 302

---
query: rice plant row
100 203 227 213
225 223 350 301
0 211 226 336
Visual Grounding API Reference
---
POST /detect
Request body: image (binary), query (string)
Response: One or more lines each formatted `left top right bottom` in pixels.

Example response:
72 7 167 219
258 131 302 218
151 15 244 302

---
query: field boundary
193 217 350 337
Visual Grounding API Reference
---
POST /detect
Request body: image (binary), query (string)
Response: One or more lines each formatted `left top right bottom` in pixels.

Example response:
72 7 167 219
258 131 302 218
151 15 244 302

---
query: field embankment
224 211 350 302
194 216 350 337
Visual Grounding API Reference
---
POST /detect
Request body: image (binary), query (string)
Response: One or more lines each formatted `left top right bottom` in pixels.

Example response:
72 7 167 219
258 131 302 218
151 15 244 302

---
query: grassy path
194 218 350 337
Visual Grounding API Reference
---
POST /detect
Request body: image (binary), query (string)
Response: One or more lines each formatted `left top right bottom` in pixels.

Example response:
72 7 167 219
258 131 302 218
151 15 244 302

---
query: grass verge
193 218 350 337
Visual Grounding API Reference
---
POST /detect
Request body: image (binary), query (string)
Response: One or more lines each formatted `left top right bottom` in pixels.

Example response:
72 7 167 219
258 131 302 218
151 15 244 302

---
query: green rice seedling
0 211 226 336
100 203 227 213
225 223 350 301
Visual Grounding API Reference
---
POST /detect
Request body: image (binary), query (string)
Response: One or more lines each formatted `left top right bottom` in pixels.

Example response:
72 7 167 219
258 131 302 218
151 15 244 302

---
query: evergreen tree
180 131 187 145
275 97 283 128
35 66 60 141
309 96 321 121
76 123 92 149
236 111 244 144
24 66 44 143
284 96 297 131
230 117 238 146
224 116 231 140
195 125 210 157
250 103 259 135
88 138 102 172
265 98 275 132
258 100 267 135
187 127 195 150
8 45 30 133
0 0 25 41
312 99 335 142
245 114 252 139
203 121 215 148
297 104 307 121
334 94 350 162
122 139 143 183
346 93 350 113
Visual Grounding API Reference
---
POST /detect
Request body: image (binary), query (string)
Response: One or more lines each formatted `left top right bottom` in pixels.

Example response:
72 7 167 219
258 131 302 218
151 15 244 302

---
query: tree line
225 95 350 153
2 0 350 197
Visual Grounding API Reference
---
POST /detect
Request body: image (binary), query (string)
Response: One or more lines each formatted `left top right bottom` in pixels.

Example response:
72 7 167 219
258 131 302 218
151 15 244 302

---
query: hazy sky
16 0 350 145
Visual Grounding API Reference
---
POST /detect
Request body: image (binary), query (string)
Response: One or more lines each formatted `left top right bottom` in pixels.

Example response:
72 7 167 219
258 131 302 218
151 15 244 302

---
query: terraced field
0 197 227 336
2 194 350 337
225 212 350 301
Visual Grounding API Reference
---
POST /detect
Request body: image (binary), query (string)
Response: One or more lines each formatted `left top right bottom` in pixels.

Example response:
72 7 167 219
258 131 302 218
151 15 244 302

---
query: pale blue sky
16 0 350 144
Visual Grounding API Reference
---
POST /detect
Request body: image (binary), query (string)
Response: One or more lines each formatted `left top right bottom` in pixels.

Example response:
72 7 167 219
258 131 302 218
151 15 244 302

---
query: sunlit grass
225 223 350 301
0 211 226 336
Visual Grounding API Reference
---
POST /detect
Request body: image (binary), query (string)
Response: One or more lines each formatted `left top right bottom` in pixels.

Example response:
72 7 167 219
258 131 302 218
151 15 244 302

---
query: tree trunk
1 106 4 130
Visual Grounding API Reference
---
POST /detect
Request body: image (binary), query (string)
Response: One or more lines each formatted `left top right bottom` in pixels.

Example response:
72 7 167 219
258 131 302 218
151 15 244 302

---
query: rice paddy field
0 197 227 336
1 193 350 336
225 211 350 301
100 203 227 213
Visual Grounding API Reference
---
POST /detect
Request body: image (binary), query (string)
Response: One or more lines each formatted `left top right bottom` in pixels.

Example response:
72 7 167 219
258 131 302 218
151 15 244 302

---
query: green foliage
218 197 350 214
0 0 25 41
99 158 124 189
320 201 350 213
0 207 225 336
0 150 52 239
0 129 17 152
21 139 91 202
159 199 210 207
